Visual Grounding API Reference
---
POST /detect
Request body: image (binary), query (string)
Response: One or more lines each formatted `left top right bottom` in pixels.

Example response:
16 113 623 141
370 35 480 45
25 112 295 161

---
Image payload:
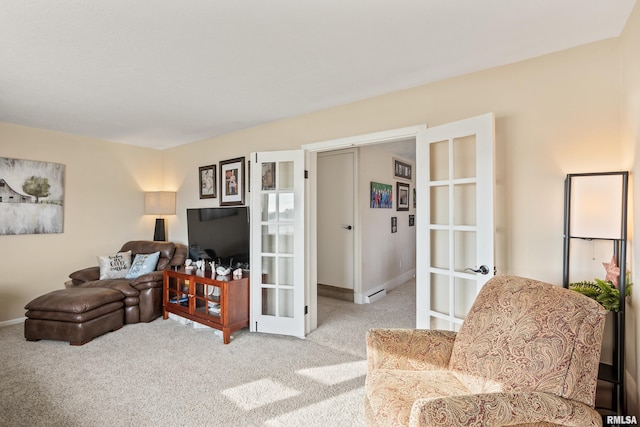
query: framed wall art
391 216 397 233
261 162 276 190
370 181 392 208
220 157 245 206
393 158 412 180
199 164 216 199
396 182 410 211
0 157 65 235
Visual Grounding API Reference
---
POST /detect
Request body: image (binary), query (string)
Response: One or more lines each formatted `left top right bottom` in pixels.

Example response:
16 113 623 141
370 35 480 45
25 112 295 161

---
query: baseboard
357 268 416 304
365 288 386 303
0 317 26 327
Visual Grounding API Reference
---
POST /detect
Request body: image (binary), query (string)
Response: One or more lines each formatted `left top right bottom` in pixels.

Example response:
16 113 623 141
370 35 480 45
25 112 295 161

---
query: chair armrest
132 270 163 290
366 328 456 372
68 266 100 285
410 392 602 427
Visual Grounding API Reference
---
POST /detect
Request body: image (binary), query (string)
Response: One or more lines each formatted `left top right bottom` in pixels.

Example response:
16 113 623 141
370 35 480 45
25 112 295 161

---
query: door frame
303 125 426 333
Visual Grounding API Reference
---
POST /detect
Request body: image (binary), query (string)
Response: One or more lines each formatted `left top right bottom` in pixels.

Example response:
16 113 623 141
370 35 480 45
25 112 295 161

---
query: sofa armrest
132 270 163 290
69 266 100 285
366 328 456 372
410 392 601 427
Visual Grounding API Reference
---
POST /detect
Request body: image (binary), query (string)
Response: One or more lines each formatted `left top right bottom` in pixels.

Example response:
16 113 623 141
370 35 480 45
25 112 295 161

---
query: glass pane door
250 151 305 338
416 113 495 330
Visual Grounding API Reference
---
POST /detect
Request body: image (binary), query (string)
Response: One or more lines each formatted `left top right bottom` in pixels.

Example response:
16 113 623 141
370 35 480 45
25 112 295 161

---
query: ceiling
1 1 636 150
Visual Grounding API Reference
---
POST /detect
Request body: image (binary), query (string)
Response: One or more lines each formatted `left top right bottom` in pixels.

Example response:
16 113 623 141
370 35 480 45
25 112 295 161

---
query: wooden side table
162 268 249 344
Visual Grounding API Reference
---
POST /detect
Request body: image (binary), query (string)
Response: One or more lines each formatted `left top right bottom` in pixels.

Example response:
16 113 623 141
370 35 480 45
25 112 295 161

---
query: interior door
250 150 306 338
416 113 495 330
317 149 355 290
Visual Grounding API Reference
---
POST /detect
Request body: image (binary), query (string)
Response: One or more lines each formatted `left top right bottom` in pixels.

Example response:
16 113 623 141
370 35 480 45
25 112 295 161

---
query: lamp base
153 218 166 241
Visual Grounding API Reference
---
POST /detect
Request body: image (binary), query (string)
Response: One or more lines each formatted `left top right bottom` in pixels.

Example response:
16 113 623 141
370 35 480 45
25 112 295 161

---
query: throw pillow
126 251 161 279
98 250 132 280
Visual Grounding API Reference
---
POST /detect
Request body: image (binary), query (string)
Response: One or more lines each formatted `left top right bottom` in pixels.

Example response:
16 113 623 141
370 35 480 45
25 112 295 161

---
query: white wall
359 145 416 296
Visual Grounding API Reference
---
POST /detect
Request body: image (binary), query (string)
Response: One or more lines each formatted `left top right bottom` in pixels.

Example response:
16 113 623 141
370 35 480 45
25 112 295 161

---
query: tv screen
186 207 250 269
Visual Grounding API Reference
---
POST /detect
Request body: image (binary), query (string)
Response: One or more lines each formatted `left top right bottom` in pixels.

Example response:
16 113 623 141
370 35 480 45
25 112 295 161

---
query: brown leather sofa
67 241 187 324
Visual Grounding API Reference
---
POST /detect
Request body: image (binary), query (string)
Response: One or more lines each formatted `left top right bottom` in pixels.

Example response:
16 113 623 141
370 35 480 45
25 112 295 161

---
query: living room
1 1 640 421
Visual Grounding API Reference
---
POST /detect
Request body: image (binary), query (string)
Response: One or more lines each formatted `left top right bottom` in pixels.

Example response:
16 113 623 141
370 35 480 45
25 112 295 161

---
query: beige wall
0 123 163 320
621 0 640 416
165 38 623 285
1 6 637 410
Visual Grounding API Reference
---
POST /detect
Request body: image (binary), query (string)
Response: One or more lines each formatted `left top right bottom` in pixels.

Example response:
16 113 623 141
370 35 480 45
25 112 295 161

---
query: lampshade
144 192 176 215
569 174 623 239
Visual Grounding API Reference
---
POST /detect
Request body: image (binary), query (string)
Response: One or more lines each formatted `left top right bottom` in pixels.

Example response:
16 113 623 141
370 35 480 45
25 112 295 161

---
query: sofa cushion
25 287 124 313
98 250 132 279
126 251 160 279
365 369 470 426
119 241 176 270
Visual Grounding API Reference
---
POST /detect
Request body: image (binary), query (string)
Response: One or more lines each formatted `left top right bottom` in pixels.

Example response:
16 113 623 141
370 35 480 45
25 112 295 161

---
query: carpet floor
0 280 415 427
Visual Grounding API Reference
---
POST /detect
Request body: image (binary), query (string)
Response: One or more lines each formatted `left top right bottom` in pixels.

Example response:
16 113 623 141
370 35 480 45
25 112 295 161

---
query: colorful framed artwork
199 164 216 199
370 181 392 208
396 182 410 211
219 157 245 206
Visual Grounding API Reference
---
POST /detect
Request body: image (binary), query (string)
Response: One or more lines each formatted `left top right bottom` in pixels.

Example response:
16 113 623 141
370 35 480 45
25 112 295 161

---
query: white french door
416 113 495 330
250 150 306 338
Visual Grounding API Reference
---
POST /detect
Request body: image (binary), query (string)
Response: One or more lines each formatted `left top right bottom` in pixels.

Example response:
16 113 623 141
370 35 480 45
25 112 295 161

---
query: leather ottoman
24 287 124 345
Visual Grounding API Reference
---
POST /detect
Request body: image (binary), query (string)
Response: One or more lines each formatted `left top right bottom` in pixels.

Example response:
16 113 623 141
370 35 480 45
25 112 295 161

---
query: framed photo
394 159 412 180
396 182 410 211
220 157 245 205
391 216 397 233
370 181 392 209
199 164 216 199
0 157 65 235
409 214 415 226
262 162 276 190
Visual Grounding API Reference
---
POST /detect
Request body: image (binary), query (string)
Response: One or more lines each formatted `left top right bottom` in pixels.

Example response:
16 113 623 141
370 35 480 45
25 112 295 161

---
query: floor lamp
144 191 176 241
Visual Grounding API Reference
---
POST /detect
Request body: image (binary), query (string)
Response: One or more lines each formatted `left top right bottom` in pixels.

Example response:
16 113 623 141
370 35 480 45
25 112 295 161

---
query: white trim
0 317 26 327
302 125 426 152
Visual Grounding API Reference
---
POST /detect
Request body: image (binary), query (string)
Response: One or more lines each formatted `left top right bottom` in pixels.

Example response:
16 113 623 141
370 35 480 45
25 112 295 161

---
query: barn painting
0 157 65 235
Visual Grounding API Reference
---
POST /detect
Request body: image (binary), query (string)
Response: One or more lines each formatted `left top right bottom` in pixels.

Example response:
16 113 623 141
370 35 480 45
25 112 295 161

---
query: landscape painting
0 157 65 235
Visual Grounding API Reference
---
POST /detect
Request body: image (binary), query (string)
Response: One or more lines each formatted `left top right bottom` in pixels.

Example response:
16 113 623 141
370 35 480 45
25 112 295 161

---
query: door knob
465 265 489 275
342 225 353 230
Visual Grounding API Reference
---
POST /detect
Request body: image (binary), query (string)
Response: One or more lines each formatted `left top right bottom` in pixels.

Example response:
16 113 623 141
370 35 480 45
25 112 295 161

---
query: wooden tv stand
162 268 249 344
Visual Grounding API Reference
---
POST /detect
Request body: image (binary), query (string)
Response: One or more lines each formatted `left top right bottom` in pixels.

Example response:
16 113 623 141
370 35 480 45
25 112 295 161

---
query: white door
317 149 355 290
250 150 306 338
416 113 495 330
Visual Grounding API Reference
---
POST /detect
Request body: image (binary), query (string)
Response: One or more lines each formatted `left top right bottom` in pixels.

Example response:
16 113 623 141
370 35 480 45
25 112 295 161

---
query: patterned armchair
364 275 607 426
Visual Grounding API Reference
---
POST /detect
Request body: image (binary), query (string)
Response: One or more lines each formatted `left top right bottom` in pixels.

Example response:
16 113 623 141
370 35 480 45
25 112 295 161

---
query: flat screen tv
186 207 250 269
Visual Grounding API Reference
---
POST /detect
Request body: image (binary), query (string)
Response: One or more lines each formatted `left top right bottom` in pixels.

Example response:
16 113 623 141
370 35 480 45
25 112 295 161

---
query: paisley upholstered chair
364 275 607 426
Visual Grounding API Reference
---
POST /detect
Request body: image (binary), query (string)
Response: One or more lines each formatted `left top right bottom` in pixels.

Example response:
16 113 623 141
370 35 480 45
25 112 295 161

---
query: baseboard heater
365 288 386 303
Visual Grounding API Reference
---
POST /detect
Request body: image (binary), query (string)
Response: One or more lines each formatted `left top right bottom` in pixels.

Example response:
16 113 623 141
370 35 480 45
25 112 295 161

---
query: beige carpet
0 280 415 427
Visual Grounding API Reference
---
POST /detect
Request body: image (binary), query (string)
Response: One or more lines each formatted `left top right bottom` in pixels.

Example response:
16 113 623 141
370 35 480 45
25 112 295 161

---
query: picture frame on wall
199 164 216 199
391 216 397 233
262 162 276 190
393 158 412 180
370 181 393 208
396 182 410 211
220 157 245 205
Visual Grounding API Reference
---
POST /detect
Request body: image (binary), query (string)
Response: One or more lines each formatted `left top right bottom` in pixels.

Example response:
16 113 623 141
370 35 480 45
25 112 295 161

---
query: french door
250 150 306 338
416 113 495 330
